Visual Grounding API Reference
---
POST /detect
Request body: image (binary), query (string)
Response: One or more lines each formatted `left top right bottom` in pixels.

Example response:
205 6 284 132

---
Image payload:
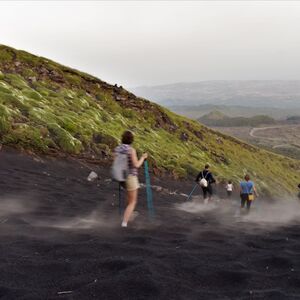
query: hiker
195 164 216 204
239 174 258 212
113 131 147 228
225 180 233 198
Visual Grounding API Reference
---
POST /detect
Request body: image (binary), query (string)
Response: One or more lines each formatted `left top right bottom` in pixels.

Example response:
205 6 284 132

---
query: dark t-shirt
196 169 215 185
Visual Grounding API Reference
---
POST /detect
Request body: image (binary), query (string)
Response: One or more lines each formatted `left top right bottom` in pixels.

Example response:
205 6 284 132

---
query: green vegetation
0 44 300 196
199 110 276 127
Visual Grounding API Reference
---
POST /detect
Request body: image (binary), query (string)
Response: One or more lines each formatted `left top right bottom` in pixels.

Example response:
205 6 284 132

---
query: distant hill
286 115 300 124
168 104 297 120
201 110 226 121
199 111 276 127
1 44 300 196
132 81 300 109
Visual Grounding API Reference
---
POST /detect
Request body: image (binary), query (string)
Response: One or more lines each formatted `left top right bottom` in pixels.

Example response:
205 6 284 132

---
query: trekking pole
144 160 155 218
118 183 124 215
186 184 198 201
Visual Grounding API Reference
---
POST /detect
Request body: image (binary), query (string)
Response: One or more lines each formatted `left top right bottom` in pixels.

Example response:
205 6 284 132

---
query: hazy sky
1 1 300 88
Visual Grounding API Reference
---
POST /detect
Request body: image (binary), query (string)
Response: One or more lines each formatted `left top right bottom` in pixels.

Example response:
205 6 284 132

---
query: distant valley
132 81 300 160
197 110 300 159
215 124 300 160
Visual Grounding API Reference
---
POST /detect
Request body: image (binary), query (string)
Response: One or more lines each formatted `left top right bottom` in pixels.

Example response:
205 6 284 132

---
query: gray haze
1 1 300 89
132 81 300 109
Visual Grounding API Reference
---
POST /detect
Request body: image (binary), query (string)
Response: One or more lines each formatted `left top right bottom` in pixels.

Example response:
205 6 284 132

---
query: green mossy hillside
0 44 300 196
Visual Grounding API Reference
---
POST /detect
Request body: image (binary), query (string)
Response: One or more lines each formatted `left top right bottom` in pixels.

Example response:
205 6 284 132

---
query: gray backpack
111 148 129 182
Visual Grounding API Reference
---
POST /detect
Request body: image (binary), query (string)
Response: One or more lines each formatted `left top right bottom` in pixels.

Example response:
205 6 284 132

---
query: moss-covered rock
3 125 47 152
0 116 11 135
47 123 82 154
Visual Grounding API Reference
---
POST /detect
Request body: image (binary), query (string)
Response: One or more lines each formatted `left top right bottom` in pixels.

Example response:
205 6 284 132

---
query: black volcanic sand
1 148 300 300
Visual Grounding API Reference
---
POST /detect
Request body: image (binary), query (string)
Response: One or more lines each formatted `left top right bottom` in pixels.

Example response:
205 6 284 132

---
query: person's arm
239 183 243 195
210 173 216 184
195 172 201 182
130 148 147 169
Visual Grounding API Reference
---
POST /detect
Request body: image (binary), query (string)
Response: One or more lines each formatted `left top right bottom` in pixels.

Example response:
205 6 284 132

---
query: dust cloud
175 195 300 231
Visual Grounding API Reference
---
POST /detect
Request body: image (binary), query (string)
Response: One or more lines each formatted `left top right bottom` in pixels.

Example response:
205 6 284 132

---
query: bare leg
122 189 138 226
202 187 208 204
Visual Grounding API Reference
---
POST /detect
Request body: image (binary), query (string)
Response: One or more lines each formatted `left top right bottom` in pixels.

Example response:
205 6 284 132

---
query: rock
87 171 98 182
28 76 37 82
169 125 178 132
180 132 189 141
216 137 223 144
115 95 127 102
49 70 64 83
194 130 204 140
40 67 49 75
14 61 21 67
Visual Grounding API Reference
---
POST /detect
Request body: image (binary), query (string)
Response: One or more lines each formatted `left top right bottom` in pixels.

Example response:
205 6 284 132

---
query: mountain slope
0 45 300 196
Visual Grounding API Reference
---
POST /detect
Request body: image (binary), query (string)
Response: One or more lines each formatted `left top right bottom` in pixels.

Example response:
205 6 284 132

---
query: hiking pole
118 183 124 215
144 160 155 218
186 184 198 201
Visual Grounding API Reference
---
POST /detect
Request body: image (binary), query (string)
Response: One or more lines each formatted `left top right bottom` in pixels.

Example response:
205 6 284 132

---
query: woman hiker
113 131 148 227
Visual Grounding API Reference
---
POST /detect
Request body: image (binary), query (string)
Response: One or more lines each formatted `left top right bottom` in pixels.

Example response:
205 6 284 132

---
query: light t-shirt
226 183 233 191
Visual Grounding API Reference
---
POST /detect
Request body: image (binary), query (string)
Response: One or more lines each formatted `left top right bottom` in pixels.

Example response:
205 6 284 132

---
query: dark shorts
202 185 213 198
240 193 252 210
227 191 232 198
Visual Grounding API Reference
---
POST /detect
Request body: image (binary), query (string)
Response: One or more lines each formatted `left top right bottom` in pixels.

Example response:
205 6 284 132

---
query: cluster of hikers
195 164 258 210
112 130 300 228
